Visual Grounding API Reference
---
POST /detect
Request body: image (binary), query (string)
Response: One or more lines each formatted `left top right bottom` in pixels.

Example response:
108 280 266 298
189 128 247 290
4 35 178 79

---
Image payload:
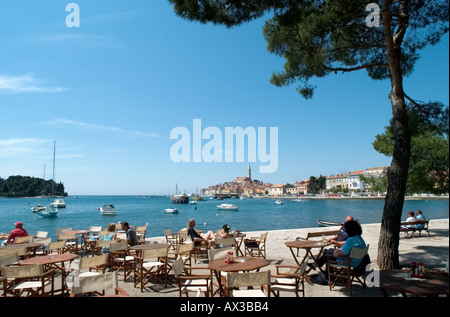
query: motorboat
31 204 46 213
99 204 117 215
217 203 239 211
189 200 197 205
38 207 58 218
165 208 179 214
317 219 343 227
50 199 66 208
275 199 284 205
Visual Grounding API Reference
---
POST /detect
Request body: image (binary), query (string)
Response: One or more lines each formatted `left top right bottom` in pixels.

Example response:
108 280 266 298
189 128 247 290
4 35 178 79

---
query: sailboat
38 141 59 218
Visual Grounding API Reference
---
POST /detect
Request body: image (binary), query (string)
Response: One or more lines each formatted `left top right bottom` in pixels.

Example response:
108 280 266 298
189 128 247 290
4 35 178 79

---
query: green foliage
0 175 67 198
373 102 449 194
307 175 327 194
169 0 449 98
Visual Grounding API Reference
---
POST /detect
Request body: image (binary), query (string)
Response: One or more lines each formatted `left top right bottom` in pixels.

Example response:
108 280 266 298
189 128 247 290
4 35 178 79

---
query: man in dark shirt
121 221 138 246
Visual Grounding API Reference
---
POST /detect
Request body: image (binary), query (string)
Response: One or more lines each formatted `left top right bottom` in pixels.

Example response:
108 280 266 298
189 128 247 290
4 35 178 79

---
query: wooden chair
14 235 34 244
34 231 49 241
271 260 308 297
133 246 168 292
173 256 212 297
0 253 20 292
0 247 27 258
167 242 194 276
164 229 179 251
69 271 128 297
295 229 340 256
244 232 268 258
2 264 55 297
225 271 271 297
326 245 370 295
57 232 79 254
109 240 135 282
46 240 67 254
207 247 237 296
135 223 148 245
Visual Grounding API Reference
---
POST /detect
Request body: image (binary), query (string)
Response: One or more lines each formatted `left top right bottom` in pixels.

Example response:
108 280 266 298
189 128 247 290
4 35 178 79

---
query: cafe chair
109 240 135 282
135 223 148 245
207 247 237 297
57 227 72 234
77 253 109 276
167 242 194 277
225 271 271 297
134 246 168 292
0 247 27 258
164 229 179 251
94 239 115 255
68 271 129 297
57 232 79 254
244 232 268 259
0 253 20 293
14 235 34 244
326 245 370 295
46 240 67 255
85 226 103 253
271 260 308 297
215 237 236 249
173 256 212 297
34 231 49 241
1 264 55 297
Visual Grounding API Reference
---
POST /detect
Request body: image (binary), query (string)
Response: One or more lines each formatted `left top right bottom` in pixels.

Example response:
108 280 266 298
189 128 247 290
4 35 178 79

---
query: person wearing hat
6 222 29 244
218 224 234 239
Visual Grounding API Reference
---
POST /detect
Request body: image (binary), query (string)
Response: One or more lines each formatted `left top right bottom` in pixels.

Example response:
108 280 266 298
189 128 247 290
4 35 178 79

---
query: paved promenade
116 218 448 298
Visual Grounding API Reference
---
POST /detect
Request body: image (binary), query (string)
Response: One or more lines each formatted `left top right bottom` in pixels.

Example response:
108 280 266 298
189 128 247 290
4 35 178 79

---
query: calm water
0 196 448 241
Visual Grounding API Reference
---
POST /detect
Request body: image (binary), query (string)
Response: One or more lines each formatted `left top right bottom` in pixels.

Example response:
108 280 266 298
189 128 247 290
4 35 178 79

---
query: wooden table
285 240 331 266
208 256 268 296
19 253 78 295
378 270 449 297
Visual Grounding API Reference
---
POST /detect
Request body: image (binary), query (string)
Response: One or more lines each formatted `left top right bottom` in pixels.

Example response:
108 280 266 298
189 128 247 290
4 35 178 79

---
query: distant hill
0 175 67 198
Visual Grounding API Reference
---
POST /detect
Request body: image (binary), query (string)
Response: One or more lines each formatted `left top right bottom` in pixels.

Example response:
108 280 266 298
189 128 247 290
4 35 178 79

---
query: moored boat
38 207 58 218
217 203 239 211
171 194 189 204
165 208 179 214
275 199 284 205
31 204 46 213
99 204 117 215
50 199 66 208
317 219 343 227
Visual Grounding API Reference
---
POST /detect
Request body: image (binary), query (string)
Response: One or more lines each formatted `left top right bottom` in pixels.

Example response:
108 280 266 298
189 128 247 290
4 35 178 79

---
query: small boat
99 204 117 215
275 199 284 205
50 199 66 208
317 219 343 227
31 204 46 213
165 208 179 214
189 200 197 205
217 204 239 211
38 207 58 218
291 198 304 202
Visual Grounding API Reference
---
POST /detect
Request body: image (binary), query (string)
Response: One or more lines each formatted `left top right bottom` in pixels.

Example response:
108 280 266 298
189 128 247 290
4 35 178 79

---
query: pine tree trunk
377 0 411 270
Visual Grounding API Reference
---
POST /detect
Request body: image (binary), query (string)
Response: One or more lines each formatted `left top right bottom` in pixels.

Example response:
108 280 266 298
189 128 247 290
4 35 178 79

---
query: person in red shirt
6 222 29 244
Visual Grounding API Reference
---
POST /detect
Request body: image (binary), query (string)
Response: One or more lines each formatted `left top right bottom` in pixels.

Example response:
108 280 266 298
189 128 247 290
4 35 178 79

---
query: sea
0 196 448 241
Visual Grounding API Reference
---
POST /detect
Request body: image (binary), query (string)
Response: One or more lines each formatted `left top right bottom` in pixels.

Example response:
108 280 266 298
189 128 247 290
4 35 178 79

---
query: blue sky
0 1 448 195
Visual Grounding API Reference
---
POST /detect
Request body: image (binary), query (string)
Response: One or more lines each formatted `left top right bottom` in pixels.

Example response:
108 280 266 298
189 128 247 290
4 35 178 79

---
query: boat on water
38 207 58 218
275 199 284 205
50 199 66 208
165 208 179 214
99 204 117 215
292 198 305 202
31 204 46 213
317 219 343 227
189 200 197 205
217 203 239 211
171 194 189 204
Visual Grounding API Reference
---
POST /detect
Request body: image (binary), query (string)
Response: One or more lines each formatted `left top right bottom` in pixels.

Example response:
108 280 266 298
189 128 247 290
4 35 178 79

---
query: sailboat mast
52 140 56 198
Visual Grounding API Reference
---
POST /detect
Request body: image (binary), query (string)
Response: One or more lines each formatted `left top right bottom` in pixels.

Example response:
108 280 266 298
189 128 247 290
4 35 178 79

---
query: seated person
309 216 353 271
6 222 29 245
401 211 416 231
121 221 138 246
100 223 116 253
415 210 426 229
187 218 215 245
333 220 367 268
218 224 234 239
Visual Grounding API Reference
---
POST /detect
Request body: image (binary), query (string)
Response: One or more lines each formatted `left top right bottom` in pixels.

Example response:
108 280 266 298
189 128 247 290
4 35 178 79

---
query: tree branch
322 63 389 73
